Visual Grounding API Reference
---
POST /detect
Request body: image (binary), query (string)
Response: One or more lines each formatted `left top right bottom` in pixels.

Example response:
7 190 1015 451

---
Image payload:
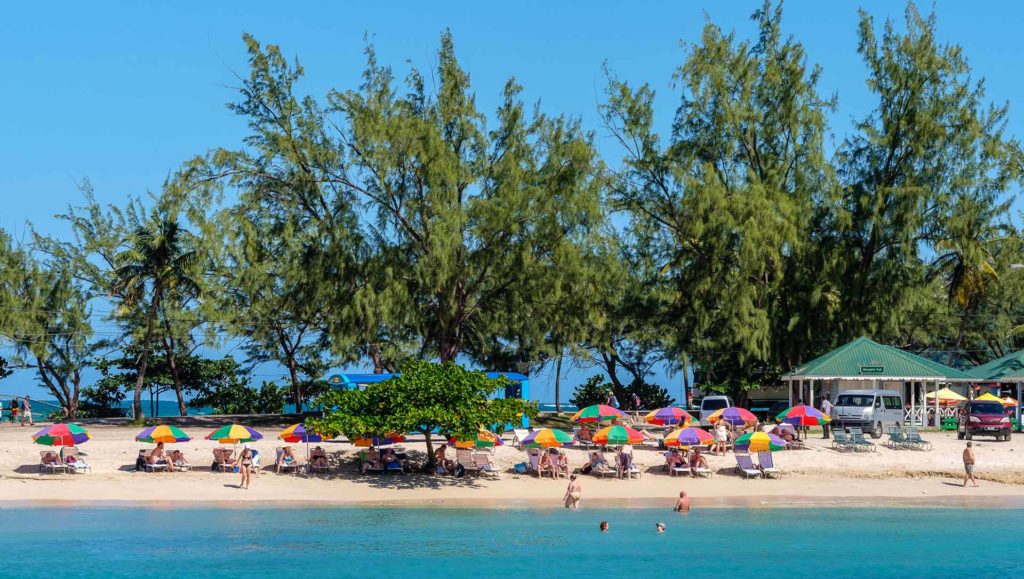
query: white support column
933 381 939 428
1011 381 1019 430
909 381 916 426
810 381 816 408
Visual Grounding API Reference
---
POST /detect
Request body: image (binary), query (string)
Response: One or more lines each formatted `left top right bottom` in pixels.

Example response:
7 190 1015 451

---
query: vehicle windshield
970 402 1005 415
835 395 873 407
702 399 729 411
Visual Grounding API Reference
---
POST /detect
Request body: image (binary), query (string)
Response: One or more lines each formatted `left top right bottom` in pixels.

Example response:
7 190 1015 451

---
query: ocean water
0 506 1019 578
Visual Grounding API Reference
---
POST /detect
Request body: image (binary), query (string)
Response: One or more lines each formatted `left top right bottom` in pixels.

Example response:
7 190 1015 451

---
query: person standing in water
963 442 978 487
599 521 609 532
674 490 691 512
564 474 582 509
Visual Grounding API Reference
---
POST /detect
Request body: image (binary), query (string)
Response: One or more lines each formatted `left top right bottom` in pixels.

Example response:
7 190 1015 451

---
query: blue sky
2 1 1023 403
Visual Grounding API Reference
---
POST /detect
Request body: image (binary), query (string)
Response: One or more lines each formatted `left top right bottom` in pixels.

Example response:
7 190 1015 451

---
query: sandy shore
1 423 1022 508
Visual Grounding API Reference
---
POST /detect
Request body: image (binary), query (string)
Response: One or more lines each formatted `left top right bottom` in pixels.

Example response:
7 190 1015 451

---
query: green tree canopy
310 360 537 468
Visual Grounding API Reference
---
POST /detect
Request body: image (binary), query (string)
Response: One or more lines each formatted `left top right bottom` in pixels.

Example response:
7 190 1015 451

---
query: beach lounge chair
512 429 531 449
249 449 261 474
212 448 234 472
734 453 762 479
848 428 876 452
527 449 543 477
275 448 300 474
886 426 910 450
831 430 855 452
144 449 169 472
573 428 597 451
665 451 690 477
171 453 192 472
308 448 329 474
38 450 67 474
456 449 480 476
905 427 933 451
756 451 781 479
473 453 500 477
62 448 91 474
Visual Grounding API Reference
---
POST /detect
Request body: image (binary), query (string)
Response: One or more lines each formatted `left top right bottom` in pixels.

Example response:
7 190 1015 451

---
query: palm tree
111 218 199 419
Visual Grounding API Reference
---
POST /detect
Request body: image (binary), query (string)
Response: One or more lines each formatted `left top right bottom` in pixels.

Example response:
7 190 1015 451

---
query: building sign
860 366 884 374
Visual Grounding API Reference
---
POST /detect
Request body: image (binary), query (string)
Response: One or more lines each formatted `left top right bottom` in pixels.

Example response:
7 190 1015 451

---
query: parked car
832 389 904 439
698 395 734 427
957 400 1012 441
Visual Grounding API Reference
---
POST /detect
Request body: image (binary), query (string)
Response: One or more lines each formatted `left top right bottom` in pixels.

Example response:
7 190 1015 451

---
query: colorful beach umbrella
135 424 192 444
352 433 406 447
707 407 758 427
449 429 503 449
664 426 714 447
570 404 625 423
521 428 573 448
593 425 643 446
1002 397 1018 407
644 407 694 427
975 392 1004 403
278 423 324 443
775 404 831 426
734 431 786 452
205 424 263 444
33 423 90 446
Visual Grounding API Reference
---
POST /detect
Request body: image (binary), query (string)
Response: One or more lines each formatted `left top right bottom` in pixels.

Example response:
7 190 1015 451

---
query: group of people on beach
3 396 32 425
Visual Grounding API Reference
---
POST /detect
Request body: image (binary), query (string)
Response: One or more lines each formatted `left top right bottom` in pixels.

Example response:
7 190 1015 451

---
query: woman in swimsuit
276 446 296 473
236 445 254 489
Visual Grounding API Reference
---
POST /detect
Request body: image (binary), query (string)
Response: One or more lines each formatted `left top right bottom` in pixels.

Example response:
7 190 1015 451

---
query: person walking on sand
20 395 32 426
236 444 254 489
564 474 582 509
674 490 690 513
8 398 17 423
963 442 978 487
820 394 833 439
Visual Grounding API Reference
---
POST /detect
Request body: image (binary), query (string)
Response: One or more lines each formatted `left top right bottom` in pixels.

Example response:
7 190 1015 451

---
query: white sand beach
1 423 1022 507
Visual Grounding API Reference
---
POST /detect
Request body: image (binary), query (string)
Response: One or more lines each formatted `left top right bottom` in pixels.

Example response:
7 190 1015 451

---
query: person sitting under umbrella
434 445 454 474
666 449 686 472
772 424 797 443
276 446 297 474
42 451 59 467
689 449 708 476
361 447 382 474
149 441 175 472
310 446 328 469
170 449 190 470
578 426 593 443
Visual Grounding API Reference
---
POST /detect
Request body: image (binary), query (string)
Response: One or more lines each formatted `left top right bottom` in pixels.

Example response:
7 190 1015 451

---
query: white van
832 389 904 439
698 395 734 427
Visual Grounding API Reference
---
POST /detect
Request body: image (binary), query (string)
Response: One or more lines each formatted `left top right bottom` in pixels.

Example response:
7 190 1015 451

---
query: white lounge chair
62 448 91 474
39 450 67 474
143 449 169 472
756 451 781 479
512 429 531 449
473 453 499 477
734 453 762 479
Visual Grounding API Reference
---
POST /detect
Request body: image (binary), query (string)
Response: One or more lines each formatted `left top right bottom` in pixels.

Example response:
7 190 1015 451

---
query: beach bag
454 463 465 478
514 462 527 475
137 457 148 471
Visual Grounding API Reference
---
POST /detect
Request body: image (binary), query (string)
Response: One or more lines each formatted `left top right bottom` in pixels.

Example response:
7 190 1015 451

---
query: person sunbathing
310 446 328 469
578 426 593 443
666 449 685 471
170 449 189 469
42 452 59 466
149 442 174 472
361 447 383 474
276 446 297 473
774 427 796 443
556 451 570 476
539 450 554 477
689 449 708 474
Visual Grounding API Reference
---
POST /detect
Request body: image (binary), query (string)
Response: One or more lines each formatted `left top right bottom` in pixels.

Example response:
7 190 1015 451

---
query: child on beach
963 442 978 487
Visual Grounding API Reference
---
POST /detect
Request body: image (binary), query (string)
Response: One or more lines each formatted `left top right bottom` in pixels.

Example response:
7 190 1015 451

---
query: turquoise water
0 506 1019 577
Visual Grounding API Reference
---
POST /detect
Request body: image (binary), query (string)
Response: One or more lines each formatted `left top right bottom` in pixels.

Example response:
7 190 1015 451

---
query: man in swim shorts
962 442 978 487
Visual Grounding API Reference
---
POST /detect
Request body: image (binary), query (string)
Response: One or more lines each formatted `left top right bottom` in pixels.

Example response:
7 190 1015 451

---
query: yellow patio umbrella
975 392 1003 403
925 387 966 403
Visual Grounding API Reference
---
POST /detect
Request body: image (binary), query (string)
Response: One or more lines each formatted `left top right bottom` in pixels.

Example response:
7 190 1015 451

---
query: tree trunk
370 343 384 374
163 333 188 416
423 430 435 469
288 357 302 414
132 291 161 420
554 350 563 414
